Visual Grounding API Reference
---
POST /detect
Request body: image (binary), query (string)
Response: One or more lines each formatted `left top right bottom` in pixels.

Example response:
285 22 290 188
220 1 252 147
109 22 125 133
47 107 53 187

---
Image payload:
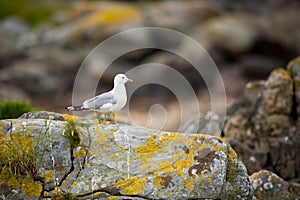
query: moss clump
0 0 55 27
0 100 37 120
64 120 81 149
52 193 78 200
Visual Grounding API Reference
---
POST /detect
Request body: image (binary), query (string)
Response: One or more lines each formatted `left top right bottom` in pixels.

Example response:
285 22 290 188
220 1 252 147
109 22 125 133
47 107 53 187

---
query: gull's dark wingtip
65 106 73 112
66 105 85 112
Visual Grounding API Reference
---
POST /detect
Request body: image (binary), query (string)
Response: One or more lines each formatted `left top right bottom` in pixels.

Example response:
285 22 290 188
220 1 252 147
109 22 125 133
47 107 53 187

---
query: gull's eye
122 77 124 79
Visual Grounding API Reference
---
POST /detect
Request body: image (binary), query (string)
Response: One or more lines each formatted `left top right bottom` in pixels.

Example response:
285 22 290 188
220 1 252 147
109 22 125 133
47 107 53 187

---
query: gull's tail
66 105 86 112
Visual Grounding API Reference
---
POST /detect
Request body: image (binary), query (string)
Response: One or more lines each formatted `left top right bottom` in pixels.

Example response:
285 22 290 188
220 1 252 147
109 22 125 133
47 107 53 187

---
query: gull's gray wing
82 92 116 109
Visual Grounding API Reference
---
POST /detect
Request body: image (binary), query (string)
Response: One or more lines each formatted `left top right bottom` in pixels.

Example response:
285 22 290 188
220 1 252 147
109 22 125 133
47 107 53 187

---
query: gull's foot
96 113 107 125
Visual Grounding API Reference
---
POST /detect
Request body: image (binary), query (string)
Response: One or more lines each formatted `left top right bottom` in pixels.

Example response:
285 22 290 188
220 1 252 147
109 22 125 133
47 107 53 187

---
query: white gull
67 74 133 123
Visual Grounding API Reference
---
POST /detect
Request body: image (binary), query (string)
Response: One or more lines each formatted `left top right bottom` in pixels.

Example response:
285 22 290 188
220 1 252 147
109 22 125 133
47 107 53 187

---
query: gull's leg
109 112 115 124
103 113 107 124
96 112 104 124
112 112 116 124
96 112 101 123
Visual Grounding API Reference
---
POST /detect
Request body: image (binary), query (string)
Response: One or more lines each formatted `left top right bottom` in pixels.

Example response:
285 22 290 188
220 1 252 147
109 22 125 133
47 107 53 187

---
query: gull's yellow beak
127 79 133 82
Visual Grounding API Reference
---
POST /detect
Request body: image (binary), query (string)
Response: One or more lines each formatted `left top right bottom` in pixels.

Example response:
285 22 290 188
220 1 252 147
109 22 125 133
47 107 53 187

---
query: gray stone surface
0 111 252 199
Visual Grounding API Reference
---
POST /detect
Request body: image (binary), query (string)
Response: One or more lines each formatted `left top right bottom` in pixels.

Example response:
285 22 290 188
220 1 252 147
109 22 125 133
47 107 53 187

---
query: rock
287 56 300 116
250 170 300 200
0 17 28 35
0 17 28 65
223 57 300 181
0 60 59 95
189 14 260 54
180 111 222 136
264 7 300 52
0 83 28 101
33 2 143 47
253 68 293 137
0 111 252 199
145 1 219 31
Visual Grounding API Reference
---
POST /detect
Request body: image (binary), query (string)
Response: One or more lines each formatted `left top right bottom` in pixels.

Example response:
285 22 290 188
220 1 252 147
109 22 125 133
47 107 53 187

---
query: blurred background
0 0 300 131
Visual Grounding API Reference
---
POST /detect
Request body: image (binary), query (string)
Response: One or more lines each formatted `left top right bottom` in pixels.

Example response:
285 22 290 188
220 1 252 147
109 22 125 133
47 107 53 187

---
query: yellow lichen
95 125 109 145
184 178 194 189
7 175 20 189
74 148 86 157
108 196 117 200
71 181 79 188
173 159 190 176
228 148 237 159
199 174 203 184
44 170 55 183
115 176 147 195
136 136 162 153
207 177 212 183
153 175 164 189
81 5 140 28
159 160 173 172
63 114 77 121
273 68 291 78
22 176 43 198
115 176 138 188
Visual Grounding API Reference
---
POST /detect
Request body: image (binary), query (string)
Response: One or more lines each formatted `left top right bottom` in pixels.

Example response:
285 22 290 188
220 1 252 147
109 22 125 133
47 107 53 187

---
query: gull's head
114 74 133 85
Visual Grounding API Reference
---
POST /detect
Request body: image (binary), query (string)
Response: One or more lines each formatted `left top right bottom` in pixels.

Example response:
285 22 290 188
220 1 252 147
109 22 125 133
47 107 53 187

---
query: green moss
0 0 54 27
52 193 78 200
0 100 38 120
64 120 81 149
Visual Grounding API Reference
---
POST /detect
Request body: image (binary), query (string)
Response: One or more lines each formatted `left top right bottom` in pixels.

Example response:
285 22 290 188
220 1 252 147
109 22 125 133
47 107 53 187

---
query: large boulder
250 170 300 200
0 111 252 199
224 57 300 182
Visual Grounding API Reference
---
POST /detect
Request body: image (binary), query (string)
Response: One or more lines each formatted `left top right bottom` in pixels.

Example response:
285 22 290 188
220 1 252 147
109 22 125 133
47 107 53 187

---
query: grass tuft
0 100 38 120
0 131 38 178
64 120 81 149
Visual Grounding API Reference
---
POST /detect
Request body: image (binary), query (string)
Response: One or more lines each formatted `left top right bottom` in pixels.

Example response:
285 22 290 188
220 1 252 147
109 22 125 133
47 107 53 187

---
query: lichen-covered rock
287 56 300 115
250 170 300 200
253 68 293 137
224 57 300 182
0 111 252 199
0 112 73 199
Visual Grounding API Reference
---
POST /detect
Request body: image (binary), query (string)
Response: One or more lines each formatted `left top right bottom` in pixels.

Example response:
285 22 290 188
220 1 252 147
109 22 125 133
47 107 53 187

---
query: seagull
66 74 133 123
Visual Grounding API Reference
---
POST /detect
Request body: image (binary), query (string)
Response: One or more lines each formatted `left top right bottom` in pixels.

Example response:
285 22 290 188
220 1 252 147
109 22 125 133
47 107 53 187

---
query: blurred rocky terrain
223 58 300 186
0 0 300 129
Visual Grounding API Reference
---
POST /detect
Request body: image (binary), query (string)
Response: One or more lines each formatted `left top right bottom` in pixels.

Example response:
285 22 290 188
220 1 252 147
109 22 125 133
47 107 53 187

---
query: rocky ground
1 0 300 130
0 111 299 199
